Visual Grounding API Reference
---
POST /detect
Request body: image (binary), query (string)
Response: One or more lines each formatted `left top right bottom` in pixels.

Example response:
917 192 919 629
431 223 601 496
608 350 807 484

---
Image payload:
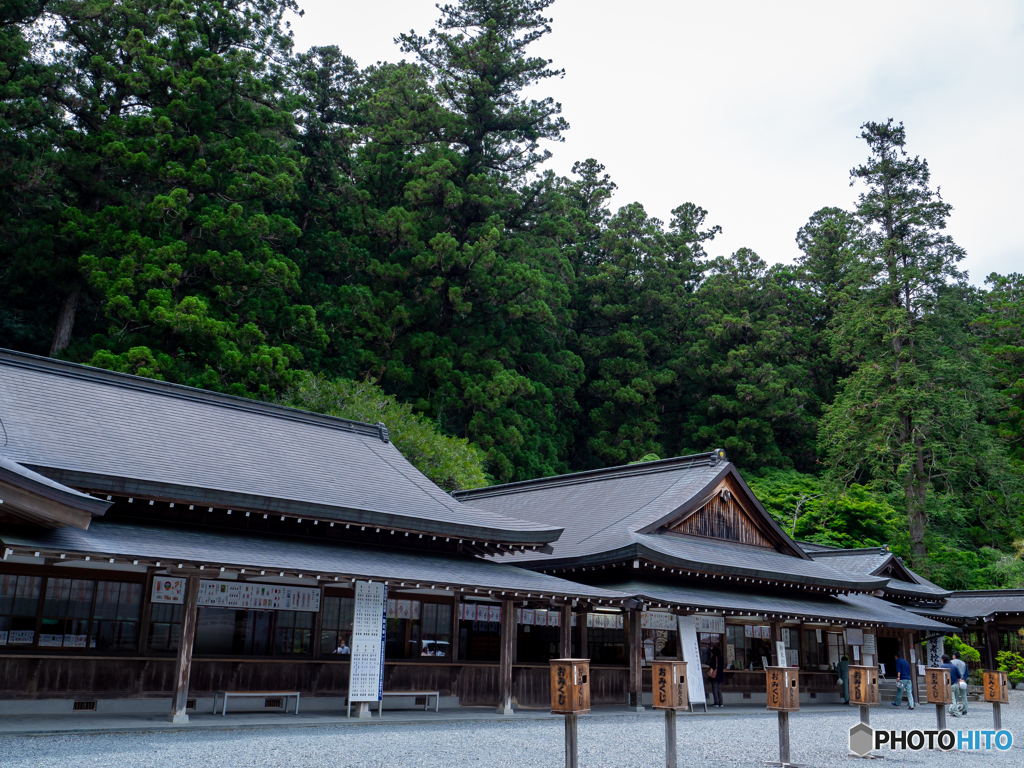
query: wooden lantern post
551 659 591 768
925 667 951 731
848 665 880 726
983 670 1009 730
848 665 880 759
652 661 688 768
765 667 801 768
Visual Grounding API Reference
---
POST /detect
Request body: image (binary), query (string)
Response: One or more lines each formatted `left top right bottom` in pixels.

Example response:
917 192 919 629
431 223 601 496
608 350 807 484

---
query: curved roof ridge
456 450 727 500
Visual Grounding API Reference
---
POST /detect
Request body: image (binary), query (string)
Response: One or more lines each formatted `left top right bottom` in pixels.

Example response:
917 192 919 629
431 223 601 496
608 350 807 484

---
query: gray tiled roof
0 454 110 515
458 455 885 590
603 579 955 632
908 590 1024 621
807 548 950 598
0 520 627 601
0 350 559 544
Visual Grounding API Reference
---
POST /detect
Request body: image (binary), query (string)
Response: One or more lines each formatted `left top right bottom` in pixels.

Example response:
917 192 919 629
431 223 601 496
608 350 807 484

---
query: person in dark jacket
942 653 965 717
709 647 725 707
892 651 914 709
837 655 850 704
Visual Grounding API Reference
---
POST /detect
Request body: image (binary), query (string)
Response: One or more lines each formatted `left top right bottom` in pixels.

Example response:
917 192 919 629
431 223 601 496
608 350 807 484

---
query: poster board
677 615 708 712
926 636 944 668
151 578 321 611
349 580 388 703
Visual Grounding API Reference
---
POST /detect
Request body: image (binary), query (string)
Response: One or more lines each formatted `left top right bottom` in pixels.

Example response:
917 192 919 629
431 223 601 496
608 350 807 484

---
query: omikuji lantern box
766 667 799 711
651 661 688 710
550 659 590 714
849 665 880 706
925 667 952 704
983 671 1009 704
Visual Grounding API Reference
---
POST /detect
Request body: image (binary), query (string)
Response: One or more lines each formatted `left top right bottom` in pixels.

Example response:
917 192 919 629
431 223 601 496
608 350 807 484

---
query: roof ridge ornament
376 422 390 443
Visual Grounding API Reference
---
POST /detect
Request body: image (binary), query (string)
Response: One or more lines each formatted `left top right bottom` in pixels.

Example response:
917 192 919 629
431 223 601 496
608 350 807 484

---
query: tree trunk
907 446 928 560
49 288 81 356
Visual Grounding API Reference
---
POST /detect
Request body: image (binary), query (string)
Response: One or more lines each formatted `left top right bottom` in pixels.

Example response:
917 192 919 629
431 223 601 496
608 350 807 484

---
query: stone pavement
0 701 856 737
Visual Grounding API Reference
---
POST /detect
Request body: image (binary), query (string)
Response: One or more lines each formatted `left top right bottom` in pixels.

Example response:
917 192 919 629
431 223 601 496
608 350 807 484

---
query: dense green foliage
281 373 488 491
1 0 1021 587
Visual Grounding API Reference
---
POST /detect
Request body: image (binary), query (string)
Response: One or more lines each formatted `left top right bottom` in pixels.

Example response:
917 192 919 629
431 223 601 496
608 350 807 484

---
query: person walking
951 651 969 716
891 651 915 709
709 646 725 707
837 655 850 705
941 654 964 717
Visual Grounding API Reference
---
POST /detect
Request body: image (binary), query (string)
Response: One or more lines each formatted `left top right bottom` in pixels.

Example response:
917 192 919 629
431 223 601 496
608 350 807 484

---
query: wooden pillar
137 567 157 655
452 593 461 662
985 624 998 670
578 608 589 660
560 604 572 658
169 574 200 723
772 621 784 666
497 599 516 715
311 585 325 658
627 608 644 710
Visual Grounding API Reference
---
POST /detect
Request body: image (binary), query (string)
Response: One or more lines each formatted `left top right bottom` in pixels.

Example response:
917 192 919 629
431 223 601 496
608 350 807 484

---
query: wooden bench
347 691 440 717
215 690 301 716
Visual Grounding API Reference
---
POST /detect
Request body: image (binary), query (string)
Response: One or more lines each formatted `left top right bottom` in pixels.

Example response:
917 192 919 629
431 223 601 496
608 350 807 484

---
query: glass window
781 626 799 667
726 625 746 670
0 575 42 647
274 610 313 655
725 624 772 669
92 581 142 650
518 608 562 663
699 632 720 665
827 631 847 666
459 602 502 662
148 603 182 652
195 608 274 655
585 612 625 664
320 595 354 656
387 598 453 660
40 578 94 649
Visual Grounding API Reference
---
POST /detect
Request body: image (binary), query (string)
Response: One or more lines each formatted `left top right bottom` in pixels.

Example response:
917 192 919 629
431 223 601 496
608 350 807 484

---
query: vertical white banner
927 636 944 668
677 615 707 711
349 581 388 702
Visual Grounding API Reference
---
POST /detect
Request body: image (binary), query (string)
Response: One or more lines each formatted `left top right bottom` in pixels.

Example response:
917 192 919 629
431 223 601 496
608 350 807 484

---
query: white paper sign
642 611 678 631
815 628 822 643
349 580 388 702
9 630 33 644
677 615 707 710
853 645 860 661
863 634 876 655
775 641 787 667
0 631 7 646
152 578 320 611
910 649 916 664
918 664 926 676
786 649 799 667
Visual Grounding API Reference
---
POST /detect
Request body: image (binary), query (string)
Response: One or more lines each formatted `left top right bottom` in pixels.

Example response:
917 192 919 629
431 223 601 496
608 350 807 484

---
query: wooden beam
497 598 516 715
628 608 643 710
169 574 200 723
560 604 572 658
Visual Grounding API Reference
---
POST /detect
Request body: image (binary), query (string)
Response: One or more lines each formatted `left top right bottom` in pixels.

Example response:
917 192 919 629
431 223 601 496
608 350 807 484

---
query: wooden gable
663 476 777 550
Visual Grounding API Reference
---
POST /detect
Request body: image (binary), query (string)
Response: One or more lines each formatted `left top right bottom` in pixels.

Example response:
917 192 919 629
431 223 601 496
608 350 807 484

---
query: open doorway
877 636 899 678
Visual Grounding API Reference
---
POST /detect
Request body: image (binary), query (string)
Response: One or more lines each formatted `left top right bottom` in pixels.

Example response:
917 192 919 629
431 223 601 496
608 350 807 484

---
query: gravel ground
1 697 1021 768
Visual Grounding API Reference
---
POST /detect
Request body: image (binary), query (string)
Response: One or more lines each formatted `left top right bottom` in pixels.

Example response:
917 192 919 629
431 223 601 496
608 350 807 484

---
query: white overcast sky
288 1 1024 283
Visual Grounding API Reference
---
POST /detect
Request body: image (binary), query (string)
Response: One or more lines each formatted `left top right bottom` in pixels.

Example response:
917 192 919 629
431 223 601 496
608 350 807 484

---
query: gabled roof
806 547 950 600
0 455 111 529
907 590 1024 622
0 520 627 602
456 453 886 591
0 349 558 545
603 579 955 632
